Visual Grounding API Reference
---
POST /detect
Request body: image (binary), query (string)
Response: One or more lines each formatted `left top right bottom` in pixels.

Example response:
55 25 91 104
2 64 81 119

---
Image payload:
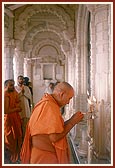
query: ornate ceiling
4 3 78 63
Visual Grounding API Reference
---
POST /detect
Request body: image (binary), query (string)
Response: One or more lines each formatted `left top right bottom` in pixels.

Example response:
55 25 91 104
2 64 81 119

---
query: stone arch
32 39 60 56
38 45 59 55
23 24 63 50
31 38 65 63
14 4 74 41
23 25 71 57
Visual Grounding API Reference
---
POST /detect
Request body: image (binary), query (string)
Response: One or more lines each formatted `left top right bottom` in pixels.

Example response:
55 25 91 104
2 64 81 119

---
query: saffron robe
20 94 70 164
4 90 22 163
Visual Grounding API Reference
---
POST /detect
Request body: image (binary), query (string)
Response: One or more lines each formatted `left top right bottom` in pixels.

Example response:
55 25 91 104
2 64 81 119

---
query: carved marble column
104 102 111 162
52 63 57 80
61 40 70 82
87 4 111 162
24 57 33 81
13 40 24 82
72 5 90 161
40 64 43 80
4 38 15 80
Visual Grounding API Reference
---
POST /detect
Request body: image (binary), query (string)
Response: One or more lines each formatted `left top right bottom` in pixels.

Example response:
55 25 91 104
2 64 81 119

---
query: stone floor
4 148 21 164
68 136 79 164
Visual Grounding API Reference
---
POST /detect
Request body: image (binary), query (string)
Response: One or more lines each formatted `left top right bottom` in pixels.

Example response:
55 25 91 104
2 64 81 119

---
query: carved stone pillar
87 4 111 162
40 64 44 80
61 40 70 82
24 57 32 81
13 40 24 82
52 64 56 80
104 102 111 162
4 38 15 80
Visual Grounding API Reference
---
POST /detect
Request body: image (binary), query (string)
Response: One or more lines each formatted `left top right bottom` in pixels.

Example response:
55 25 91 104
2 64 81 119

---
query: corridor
3 2 112 165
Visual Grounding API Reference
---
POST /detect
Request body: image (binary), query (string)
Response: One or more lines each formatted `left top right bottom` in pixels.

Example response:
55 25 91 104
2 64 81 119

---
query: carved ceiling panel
4 3 75 61
14 4 75 40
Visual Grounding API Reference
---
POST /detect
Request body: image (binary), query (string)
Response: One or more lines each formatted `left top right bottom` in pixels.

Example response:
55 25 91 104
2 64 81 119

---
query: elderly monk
4 79 22 163
20 82 84 164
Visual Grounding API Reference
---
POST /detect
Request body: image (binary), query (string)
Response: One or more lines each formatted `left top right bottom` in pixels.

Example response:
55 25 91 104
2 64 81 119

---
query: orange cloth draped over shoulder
20 94 70 164
4 90 22 162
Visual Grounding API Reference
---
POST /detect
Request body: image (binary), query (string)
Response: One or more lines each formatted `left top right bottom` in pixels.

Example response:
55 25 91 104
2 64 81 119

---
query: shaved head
52 82 74 107
53 82 74 93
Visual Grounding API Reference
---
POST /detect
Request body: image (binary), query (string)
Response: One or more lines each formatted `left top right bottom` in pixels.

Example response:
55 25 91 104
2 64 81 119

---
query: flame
93 96 97 103
87 98 92 105
87 90 89 96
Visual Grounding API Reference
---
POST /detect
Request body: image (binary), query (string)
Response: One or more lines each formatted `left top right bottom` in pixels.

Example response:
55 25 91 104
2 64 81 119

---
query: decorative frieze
15 4 74 41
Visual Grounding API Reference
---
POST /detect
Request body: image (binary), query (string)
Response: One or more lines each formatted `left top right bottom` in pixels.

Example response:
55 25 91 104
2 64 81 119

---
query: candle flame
87 90 89 96
93 96 97 102
87 98 92 105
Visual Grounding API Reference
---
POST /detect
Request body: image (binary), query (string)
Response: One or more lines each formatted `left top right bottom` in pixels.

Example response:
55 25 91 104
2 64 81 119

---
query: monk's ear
60 91 64 98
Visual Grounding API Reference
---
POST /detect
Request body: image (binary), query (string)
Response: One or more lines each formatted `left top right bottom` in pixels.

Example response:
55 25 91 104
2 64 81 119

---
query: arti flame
87 90 89 96
93 96 97 103
87 98 92 105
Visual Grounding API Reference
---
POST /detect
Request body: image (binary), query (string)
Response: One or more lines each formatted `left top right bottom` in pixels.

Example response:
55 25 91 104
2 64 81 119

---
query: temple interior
3 2 113 165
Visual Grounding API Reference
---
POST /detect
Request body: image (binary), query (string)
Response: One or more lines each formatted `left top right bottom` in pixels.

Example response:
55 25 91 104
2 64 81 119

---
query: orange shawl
20 94 70 164
4 90 22 162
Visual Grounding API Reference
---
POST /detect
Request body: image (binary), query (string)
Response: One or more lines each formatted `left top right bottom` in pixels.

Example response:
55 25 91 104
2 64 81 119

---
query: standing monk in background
20 82 84 164
23 77 33 110
4 79 22 163
15 75 32 140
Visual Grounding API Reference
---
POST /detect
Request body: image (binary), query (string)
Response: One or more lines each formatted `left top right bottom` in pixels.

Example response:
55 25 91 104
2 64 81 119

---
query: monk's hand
21 85 25 94
22 89 25 94
71 111 84 124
